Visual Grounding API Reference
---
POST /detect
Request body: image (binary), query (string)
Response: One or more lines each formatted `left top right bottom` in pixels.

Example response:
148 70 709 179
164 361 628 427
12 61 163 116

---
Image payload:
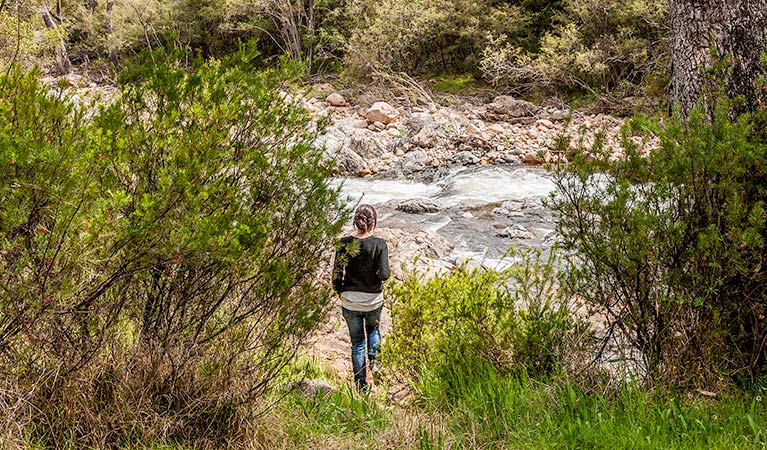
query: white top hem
341 291 384 312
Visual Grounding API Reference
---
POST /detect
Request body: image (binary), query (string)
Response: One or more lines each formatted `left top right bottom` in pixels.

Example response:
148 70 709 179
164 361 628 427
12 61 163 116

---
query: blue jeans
342 305 382 390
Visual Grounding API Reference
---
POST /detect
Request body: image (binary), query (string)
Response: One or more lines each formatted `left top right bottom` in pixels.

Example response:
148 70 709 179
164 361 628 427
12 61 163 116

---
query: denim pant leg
364 307 382 367
342 305 383 389
342 307 368 389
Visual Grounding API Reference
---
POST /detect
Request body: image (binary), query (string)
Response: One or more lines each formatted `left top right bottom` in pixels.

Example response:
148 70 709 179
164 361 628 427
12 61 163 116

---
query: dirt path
306 297 393 385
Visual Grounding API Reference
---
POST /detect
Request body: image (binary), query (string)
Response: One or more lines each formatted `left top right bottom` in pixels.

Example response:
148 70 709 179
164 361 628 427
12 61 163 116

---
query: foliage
207 360 767 450
418 374 767 449
480 0 669 99
343 0 529 77
384 250 578 399
1 0 672 99
431 73 477 94
0 1 60 70
50 0 351 74
551 98 767 388
0 48 345 447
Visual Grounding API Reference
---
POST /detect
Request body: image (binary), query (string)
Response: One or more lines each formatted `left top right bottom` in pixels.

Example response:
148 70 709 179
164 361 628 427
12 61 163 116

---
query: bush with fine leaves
383 250 577 401
0 50 345 447
481 0 668 100
551 99 767 389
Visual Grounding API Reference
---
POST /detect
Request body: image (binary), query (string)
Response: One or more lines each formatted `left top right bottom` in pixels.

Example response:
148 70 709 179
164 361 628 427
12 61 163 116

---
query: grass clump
431 74 479 94
422 370 767 449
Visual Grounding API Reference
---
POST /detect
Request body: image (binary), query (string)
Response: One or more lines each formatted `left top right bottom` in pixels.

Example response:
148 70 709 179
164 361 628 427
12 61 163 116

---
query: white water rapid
331 166 558 270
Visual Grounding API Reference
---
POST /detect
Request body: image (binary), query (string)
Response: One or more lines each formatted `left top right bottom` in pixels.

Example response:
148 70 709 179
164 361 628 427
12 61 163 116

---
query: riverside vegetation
2 2 767 447
2 0 667 106
1 50 767 448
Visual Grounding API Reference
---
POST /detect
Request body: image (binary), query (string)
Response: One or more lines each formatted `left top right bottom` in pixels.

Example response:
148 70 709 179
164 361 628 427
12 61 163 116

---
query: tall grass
418 366 767 449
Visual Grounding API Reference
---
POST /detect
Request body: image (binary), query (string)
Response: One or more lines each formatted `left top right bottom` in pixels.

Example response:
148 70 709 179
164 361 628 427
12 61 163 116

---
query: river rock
452 151 480 165
348 129 386 159
403 112 432 134
411 122 443 148
486 123 506 137
464 121 487 139
376 227 454 279
393 198 441 214
483 96 538 122
315 127 346 155
387 137 412 155
288 378 337 397
433 108 469 132
522 151 546 164
493 200 525 217
493 199 549 220
536 118 554 129
397 148 429 174
495 154 522 165
334 148 369 174
496 224 536 240
326 92 347 106
365 102 399 124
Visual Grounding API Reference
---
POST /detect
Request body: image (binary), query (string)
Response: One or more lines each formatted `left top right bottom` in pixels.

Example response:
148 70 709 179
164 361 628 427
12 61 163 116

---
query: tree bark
41 5 72 74
106 0 117 65
669 0 767 118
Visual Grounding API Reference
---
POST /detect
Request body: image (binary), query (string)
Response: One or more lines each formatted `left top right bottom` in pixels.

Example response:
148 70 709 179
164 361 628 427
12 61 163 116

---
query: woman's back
334 235 390 294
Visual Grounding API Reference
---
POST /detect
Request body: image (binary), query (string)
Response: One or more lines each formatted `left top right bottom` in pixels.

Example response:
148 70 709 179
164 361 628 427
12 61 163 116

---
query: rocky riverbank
302 84 628 179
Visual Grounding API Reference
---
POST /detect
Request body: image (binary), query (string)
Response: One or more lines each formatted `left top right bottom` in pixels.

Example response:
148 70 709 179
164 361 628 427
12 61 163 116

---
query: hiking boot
370 360 381 377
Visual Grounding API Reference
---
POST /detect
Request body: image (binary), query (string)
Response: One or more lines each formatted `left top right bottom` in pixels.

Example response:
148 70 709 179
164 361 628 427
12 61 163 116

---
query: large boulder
483 96 538 122
397 149 429 174
375 227 454 279
496 224 536 240
391 198 442 214
326 92 347 106
334 148 369 174
365 102 399 124
348 129 386 159
451 151 480 165
315 127 346 155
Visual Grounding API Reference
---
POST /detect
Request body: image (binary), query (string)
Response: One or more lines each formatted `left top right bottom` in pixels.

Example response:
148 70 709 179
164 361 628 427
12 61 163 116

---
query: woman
333 204 390 392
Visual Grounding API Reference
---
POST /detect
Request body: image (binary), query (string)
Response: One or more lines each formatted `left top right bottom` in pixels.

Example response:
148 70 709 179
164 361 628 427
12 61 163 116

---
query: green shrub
551 98 767 389
343 0 528 77
480 0 668 99
0 2 58 69
384 250 577 400
0 48 345 447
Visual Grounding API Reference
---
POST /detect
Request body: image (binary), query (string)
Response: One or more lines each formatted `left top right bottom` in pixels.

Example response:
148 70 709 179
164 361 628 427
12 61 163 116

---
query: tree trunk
41 5 72 74
669 0 767 118
106 0 117 66
306 0 314 74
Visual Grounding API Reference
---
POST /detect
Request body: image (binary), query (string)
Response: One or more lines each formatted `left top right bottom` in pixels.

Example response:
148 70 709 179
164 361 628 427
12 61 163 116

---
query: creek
331 165 558 270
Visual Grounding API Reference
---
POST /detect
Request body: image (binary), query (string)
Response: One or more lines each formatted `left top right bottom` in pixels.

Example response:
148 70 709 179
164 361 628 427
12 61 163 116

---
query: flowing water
331 166 558 269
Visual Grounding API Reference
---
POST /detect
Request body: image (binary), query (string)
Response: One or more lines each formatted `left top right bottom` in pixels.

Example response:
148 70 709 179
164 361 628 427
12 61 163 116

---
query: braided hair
353 204 377 233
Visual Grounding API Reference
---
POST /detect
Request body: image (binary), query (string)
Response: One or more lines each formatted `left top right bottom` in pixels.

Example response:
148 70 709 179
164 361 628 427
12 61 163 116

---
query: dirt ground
305 296 393 387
